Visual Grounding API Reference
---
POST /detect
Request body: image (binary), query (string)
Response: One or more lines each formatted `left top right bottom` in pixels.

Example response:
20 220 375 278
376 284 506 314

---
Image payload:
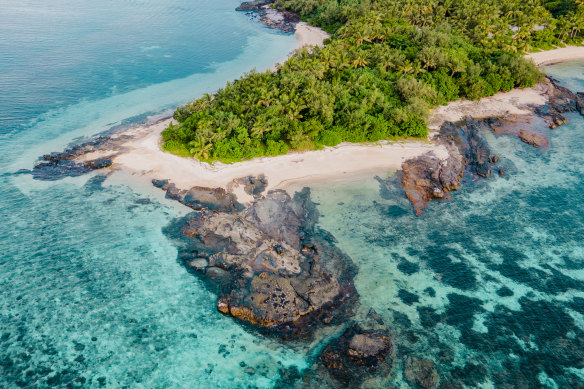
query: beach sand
99 44 582 200
526 45 584 66
428 85 549 131
295 22 330 48
109 119 446 199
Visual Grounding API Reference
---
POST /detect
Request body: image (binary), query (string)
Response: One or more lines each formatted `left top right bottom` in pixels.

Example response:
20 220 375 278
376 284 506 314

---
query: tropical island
22 0 584 387
161 0 583 162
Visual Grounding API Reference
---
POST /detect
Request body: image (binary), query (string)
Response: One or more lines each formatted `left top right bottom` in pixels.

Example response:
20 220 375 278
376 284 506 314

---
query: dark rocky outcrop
404 356 440 389
317 324 394 386
165 187 358 339
232 174 268 197
401 77 584 215
538 77 584 128
30 135 126 180
401 119 493 215
154 179 244 213
236 0 299 33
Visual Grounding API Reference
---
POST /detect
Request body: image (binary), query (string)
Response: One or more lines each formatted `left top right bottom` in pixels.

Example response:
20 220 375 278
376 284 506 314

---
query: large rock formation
401 119 492 215
165 186 358 338
401 77 584 215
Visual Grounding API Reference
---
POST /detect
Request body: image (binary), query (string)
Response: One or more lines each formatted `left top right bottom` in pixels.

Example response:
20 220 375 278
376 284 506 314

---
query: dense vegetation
162 0 582 162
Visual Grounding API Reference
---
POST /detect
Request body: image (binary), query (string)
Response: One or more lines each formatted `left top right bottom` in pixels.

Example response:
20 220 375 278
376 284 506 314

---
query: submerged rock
318 325 393 385
518 129 549 148
165 188 358 338
404 356 440 389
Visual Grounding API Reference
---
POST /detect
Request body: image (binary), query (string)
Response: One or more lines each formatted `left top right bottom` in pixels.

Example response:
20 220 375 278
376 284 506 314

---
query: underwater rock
318 325 393 385
404 356 440 389
518 129 549 148
166 188 358 339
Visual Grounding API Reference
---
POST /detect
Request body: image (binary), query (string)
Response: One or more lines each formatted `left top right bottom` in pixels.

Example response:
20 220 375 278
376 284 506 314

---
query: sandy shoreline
90 43 584 200
526 45 584 66
109 120 445 200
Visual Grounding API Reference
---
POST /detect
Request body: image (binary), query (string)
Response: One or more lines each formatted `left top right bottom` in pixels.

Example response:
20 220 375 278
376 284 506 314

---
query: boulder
157 182 244 213
83 158 112 169
165 188 358 338
518 130 549 148
404 357 440 389
318 325 393 385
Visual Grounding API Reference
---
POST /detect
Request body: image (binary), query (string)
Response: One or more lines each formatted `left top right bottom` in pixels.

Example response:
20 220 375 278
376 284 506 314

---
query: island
26 0 584 387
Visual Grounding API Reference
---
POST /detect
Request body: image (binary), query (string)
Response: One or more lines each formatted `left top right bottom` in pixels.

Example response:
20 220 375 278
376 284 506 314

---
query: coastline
525 45 584 66
33 42 584 202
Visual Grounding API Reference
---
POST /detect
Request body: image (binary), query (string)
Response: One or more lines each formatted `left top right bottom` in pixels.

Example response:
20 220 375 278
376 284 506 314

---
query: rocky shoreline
400 76 584 215
20 60 584 389
162 182 359 340
236 1 299 33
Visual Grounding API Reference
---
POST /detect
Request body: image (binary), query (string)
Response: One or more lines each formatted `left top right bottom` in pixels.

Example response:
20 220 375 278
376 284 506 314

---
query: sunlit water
0 1 305 388
1 1 583 386
305 62 584 387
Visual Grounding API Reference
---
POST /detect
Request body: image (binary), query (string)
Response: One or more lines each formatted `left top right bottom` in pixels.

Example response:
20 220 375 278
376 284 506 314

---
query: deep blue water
0 1 583 386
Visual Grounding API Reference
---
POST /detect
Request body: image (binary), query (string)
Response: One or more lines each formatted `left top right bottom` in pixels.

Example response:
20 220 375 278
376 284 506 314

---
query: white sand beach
295 22 330 48
428 84 550 131
108 118 446 199
98 44 583 200
526 46 584 66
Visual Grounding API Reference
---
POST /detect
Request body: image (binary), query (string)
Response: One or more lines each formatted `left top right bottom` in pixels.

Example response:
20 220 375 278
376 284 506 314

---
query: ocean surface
0 1 583 387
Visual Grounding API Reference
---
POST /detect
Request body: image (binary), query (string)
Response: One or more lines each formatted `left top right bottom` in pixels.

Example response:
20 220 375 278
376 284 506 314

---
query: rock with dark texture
233 174 268 197
404 356 440 389
165 188 358 339
539 77 584 128
83 158 112 169
30 133 129 180
236 0 299 33
318 325 393 385
518 129 549 148
401 119 495 215
156 181 244 213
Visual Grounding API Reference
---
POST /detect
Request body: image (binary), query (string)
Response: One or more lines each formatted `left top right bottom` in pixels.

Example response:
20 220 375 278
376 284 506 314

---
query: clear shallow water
0 1 307 387
306 63 584 387
0 0 297 172
0 3 583 386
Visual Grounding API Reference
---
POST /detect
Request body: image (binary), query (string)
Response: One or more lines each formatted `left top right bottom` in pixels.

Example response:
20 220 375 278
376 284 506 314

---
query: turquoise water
305 63 584 387
0 2 583 386
0 0 297 173
0 1 307 388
